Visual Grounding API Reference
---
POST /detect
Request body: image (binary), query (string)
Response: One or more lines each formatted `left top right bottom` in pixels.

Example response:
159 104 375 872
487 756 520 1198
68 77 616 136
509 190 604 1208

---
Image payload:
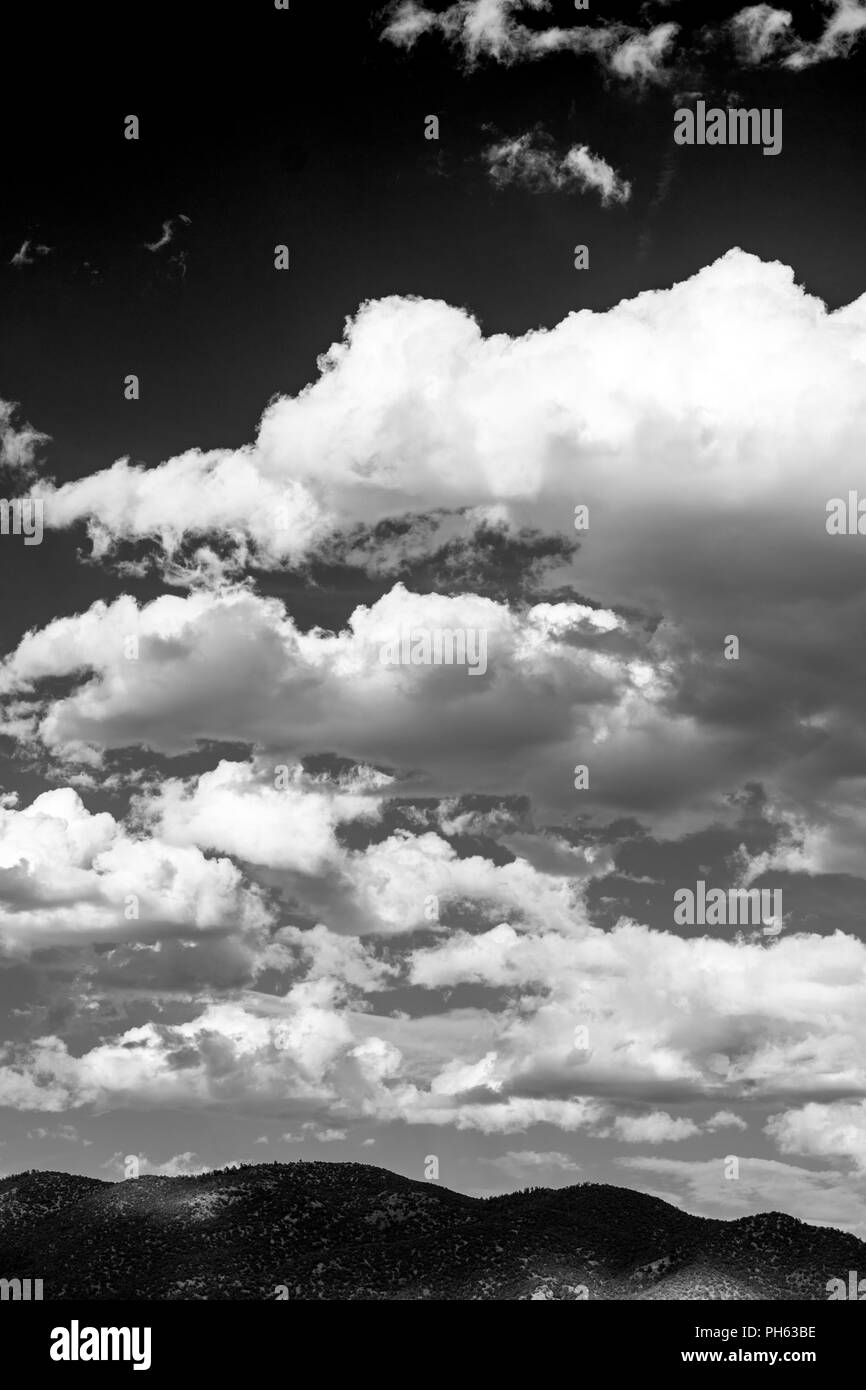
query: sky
3 0 866 1230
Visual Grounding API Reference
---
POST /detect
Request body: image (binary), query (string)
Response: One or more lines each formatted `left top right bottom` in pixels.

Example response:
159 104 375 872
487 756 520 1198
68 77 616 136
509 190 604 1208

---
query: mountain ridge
0 1162 859 1300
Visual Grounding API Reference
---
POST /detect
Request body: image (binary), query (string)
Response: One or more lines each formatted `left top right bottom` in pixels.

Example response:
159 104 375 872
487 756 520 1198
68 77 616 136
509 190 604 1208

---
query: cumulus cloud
485 132 631 205
0 787 272 955
30 250 866 597
12 249 866 852
407 920 866 1117
103 1150 208 1177
610 1111 700 1143
766 1100 866 1170
138 758 388 876
706 1109 748 1131
11 249 866 865
8 250 866 1192
0 583 665 821
4 904 866 1144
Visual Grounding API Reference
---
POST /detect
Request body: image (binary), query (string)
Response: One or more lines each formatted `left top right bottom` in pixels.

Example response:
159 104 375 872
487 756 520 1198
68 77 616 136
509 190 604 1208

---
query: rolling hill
0 1162 860 1300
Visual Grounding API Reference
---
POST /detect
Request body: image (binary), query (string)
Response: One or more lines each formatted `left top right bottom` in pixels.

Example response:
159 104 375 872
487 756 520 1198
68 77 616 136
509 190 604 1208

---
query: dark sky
3 1 864 487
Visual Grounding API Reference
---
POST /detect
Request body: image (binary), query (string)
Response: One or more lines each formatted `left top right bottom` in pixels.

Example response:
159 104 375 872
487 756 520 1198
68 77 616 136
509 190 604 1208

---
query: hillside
0 1163 860 1300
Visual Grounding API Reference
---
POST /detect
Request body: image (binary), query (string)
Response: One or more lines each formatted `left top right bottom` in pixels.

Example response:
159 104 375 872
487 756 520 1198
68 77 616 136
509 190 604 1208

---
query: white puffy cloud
4 912 866 1141
0 983 357 1113
128 758 607 939
407 920 866 1112
0 787 271 954
0 583 678 823
102 1150 208 1177
344 834 591 935
9 250 866 1182
610 1111 700 1143
30 253 866 674
765 1100 866 1170
706 1109 748 1131
139 758 388 875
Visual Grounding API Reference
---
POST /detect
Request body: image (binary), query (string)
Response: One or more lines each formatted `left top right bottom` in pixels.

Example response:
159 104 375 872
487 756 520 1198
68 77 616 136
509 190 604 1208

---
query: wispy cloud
281 1123 347 1143
27 1124 91 1146
729 4 794 64
715 1 866 71
480 1149 583 1178
143 214 191 253
383 0 866 81
485 131 632 206
10 239 52 268
382 1 679 86
783 0 866 69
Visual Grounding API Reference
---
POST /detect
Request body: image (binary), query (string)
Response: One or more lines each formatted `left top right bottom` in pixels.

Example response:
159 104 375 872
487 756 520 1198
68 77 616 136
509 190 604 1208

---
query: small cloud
480 1149 582 1178
0 400 49 479
706 1110 749 1132
729 4 793 64
254 1134 270 1144
10 240 52 268
27 1123 90 1145
485 131 631 206
381 0 440 48
101 1150 207 1177
143 214 191 253
611 1111 700 1143
281 1122 347 1143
